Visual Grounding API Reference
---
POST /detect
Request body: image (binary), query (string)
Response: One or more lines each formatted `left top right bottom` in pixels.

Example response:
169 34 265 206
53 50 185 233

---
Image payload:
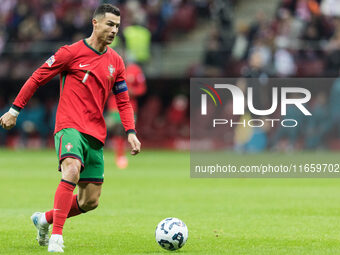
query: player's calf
78 182 102 212
78 197 99 211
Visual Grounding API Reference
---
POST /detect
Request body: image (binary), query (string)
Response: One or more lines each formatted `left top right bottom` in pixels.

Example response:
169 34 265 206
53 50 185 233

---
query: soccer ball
155 217 188 251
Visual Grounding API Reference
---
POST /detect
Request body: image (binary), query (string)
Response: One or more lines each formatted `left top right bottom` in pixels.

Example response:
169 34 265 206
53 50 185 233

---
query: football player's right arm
0 110 17 130
0 47 71 130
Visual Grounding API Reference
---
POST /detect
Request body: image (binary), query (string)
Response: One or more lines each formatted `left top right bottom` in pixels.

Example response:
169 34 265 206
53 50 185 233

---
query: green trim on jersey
61 72 67 91
54 128 104 183
83 39 107 55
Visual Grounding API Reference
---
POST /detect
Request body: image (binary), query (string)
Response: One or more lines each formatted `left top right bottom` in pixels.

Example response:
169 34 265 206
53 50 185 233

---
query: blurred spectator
202 24 225 76
249 39 272 69
295 0 313 22
49 102 58 134
146 0 168 42
17 98 48 146
270 94 307 151
246 11 270 54
324 18 340 76
121 1 151 64
329 76 340 137
166 94 188 139
167 0 197 34
123 21 151 65
274 47 297 77
211 0 234 51
203 0 234 75
234 113 268 153
40 7 57 37
0 97 8 146
304 91 332 149
321 0 340 17
274 8 303 50
242 50 270 111
137 95 163 142
231 22 249 60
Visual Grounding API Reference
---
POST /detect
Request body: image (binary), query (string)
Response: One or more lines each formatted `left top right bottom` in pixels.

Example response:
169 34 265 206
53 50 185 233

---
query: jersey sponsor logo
46 55 55 67
65 142 73 152
108 64 115 77
79 63 90 68
113 81 128 95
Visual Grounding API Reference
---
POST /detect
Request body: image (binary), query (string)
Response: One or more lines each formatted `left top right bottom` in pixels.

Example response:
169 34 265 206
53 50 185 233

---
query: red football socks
45 209 53 225
51 180 76 235
45 194 84 224
68 194 85 217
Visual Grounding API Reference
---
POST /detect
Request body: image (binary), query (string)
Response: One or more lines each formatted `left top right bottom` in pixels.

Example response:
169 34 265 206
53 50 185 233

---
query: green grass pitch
1 149 340 254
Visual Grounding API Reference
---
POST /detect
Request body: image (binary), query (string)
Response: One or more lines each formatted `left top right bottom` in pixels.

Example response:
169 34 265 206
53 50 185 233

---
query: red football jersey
107 63 146 113
13 40 135 144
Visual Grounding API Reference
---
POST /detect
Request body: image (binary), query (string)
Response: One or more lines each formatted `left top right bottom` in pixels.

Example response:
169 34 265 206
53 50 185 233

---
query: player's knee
63 166 80 181
80 198 99 211
61 158 81 182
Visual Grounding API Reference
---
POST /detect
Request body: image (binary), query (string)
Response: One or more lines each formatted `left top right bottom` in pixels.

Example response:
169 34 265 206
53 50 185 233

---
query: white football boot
31 212 50 246
48 234 65 253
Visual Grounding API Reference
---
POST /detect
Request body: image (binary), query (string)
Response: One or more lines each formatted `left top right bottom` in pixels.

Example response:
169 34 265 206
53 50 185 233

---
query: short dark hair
93 4 120 18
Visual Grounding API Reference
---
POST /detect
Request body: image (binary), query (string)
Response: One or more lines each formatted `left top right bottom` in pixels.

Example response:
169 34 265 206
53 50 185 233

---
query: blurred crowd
198 0 340 77
0 0 209 79
1 0 340 151
0 0 207 52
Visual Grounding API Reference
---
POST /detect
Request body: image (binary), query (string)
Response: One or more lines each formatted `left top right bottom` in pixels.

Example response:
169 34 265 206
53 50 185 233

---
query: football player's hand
128 133 141 155
0 112 17 130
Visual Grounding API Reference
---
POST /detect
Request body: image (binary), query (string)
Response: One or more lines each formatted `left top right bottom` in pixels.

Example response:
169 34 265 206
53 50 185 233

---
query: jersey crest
65 142 73 152
108 65 115 77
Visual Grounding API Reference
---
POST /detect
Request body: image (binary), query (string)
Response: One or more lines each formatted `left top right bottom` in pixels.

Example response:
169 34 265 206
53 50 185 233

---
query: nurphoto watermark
190 78 340 178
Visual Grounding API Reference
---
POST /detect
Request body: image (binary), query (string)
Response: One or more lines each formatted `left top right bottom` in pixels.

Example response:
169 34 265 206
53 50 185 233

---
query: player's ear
92 18 97 28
